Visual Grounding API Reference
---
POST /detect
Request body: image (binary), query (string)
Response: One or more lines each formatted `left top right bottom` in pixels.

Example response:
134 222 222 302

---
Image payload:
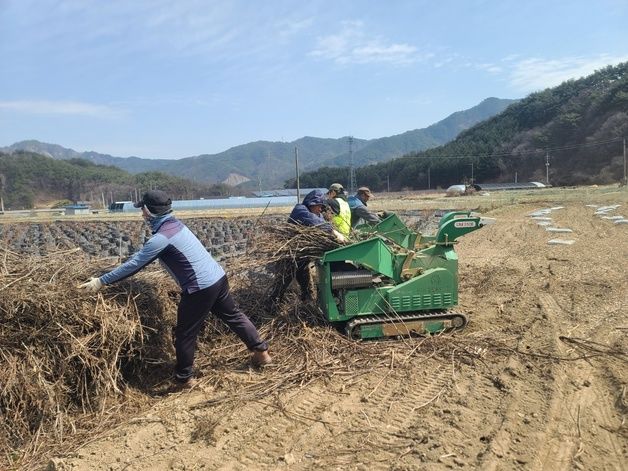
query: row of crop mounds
0 216 283 259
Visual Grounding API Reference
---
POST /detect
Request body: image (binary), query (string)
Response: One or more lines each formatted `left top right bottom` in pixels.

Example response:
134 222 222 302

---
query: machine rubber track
345 310 468 340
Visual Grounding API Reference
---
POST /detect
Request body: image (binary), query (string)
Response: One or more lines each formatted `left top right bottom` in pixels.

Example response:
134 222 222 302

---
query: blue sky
1 0 627 159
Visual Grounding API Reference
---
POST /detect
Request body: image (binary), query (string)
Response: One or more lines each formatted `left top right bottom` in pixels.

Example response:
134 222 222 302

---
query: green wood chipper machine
317 211 495 339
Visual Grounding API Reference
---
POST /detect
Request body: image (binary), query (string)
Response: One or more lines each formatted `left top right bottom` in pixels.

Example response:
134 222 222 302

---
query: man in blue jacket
269 189 344 304
288 189 332 230
348 186 381 227
79 190 271 387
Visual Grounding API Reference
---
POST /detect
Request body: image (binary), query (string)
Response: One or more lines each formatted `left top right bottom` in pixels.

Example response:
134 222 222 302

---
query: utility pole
545 151 550 185
623 137 627 185
294 146 301 202
427 166 431 190
514 171 518 183
348 136 356 194
471 162 474 184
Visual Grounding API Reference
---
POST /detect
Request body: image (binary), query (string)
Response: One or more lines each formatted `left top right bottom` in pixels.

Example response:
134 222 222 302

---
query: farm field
1 185 627 470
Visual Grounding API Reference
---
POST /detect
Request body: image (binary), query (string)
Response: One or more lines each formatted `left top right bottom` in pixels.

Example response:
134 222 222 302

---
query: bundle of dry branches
232 221 344 305
241 221 343 268
0 247 178 462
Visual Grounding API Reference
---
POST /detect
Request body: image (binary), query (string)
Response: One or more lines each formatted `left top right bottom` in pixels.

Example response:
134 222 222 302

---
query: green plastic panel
322 238 395 279
386 267 457 311
357 213 418 249
436 213 483 245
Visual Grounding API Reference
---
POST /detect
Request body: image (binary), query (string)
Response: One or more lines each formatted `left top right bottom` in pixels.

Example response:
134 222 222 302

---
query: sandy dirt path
55 197 627 471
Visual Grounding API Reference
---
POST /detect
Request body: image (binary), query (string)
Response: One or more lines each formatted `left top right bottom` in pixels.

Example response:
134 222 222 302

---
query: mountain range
2 97 516 188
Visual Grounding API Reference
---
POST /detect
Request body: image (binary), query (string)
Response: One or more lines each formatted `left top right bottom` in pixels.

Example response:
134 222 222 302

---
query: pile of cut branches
0 247 178 464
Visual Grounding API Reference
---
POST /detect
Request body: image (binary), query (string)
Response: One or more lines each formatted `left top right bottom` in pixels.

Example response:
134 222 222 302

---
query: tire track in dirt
478 291 626 471
309 360 452 470
533 293 580 471
210 363 452 470
534 294 626 471
475 291 564 471
211 383 340 469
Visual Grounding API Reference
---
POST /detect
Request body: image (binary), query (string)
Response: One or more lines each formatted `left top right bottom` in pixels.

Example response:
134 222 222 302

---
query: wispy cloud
0 100 123 118
309 20 419 65
506 54 628 92
275 17 315 37
5 1 259 63
477 63 503 74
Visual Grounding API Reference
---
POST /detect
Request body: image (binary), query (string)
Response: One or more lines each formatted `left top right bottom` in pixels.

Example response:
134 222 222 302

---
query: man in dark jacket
269 190 344 304
79 190 271 388
348 186 381 227
288 189 332 230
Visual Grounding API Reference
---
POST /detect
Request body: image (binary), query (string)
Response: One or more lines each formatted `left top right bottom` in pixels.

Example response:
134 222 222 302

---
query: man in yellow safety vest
326 183 352 237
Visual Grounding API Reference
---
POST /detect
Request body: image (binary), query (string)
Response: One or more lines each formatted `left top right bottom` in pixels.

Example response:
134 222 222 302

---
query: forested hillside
293 63 628 190
0 152 230 210
322 97 517 167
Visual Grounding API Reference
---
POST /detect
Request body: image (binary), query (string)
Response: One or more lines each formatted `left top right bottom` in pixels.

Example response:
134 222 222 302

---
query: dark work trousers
174 275 267 381
295 260 312 300
268 259 312 304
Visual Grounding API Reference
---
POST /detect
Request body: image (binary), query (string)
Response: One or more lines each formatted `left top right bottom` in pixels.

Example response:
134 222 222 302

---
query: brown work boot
251 350 272 368
174 376 197 390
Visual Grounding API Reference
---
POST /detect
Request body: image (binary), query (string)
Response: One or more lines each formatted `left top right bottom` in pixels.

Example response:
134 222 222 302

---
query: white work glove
333 230 347 243
79 277 103 292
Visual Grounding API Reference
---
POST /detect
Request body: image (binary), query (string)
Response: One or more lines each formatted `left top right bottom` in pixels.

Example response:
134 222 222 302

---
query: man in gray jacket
348 186 381 227
79 190 271 387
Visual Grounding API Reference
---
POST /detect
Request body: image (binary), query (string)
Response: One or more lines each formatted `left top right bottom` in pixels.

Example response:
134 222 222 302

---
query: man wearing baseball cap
348 186 381 227
79 190 271 387
326 183 351 237
132 189 173 214
268 189 346 304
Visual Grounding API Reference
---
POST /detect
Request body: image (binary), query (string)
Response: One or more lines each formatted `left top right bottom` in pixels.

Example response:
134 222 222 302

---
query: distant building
65 203 90 215
446 182 546 197
250 188 327 198
472 182 547 191
447 182 547 195
109 201 133 212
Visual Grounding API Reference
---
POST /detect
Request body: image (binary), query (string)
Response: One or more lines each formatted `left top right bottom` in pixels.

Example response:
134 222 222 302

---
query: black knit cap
134 190 172 215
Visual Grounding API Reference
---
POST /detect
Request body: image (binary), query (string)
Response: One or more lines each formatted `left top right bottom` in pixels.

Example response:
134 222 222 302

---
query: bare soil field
5 186 628 470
